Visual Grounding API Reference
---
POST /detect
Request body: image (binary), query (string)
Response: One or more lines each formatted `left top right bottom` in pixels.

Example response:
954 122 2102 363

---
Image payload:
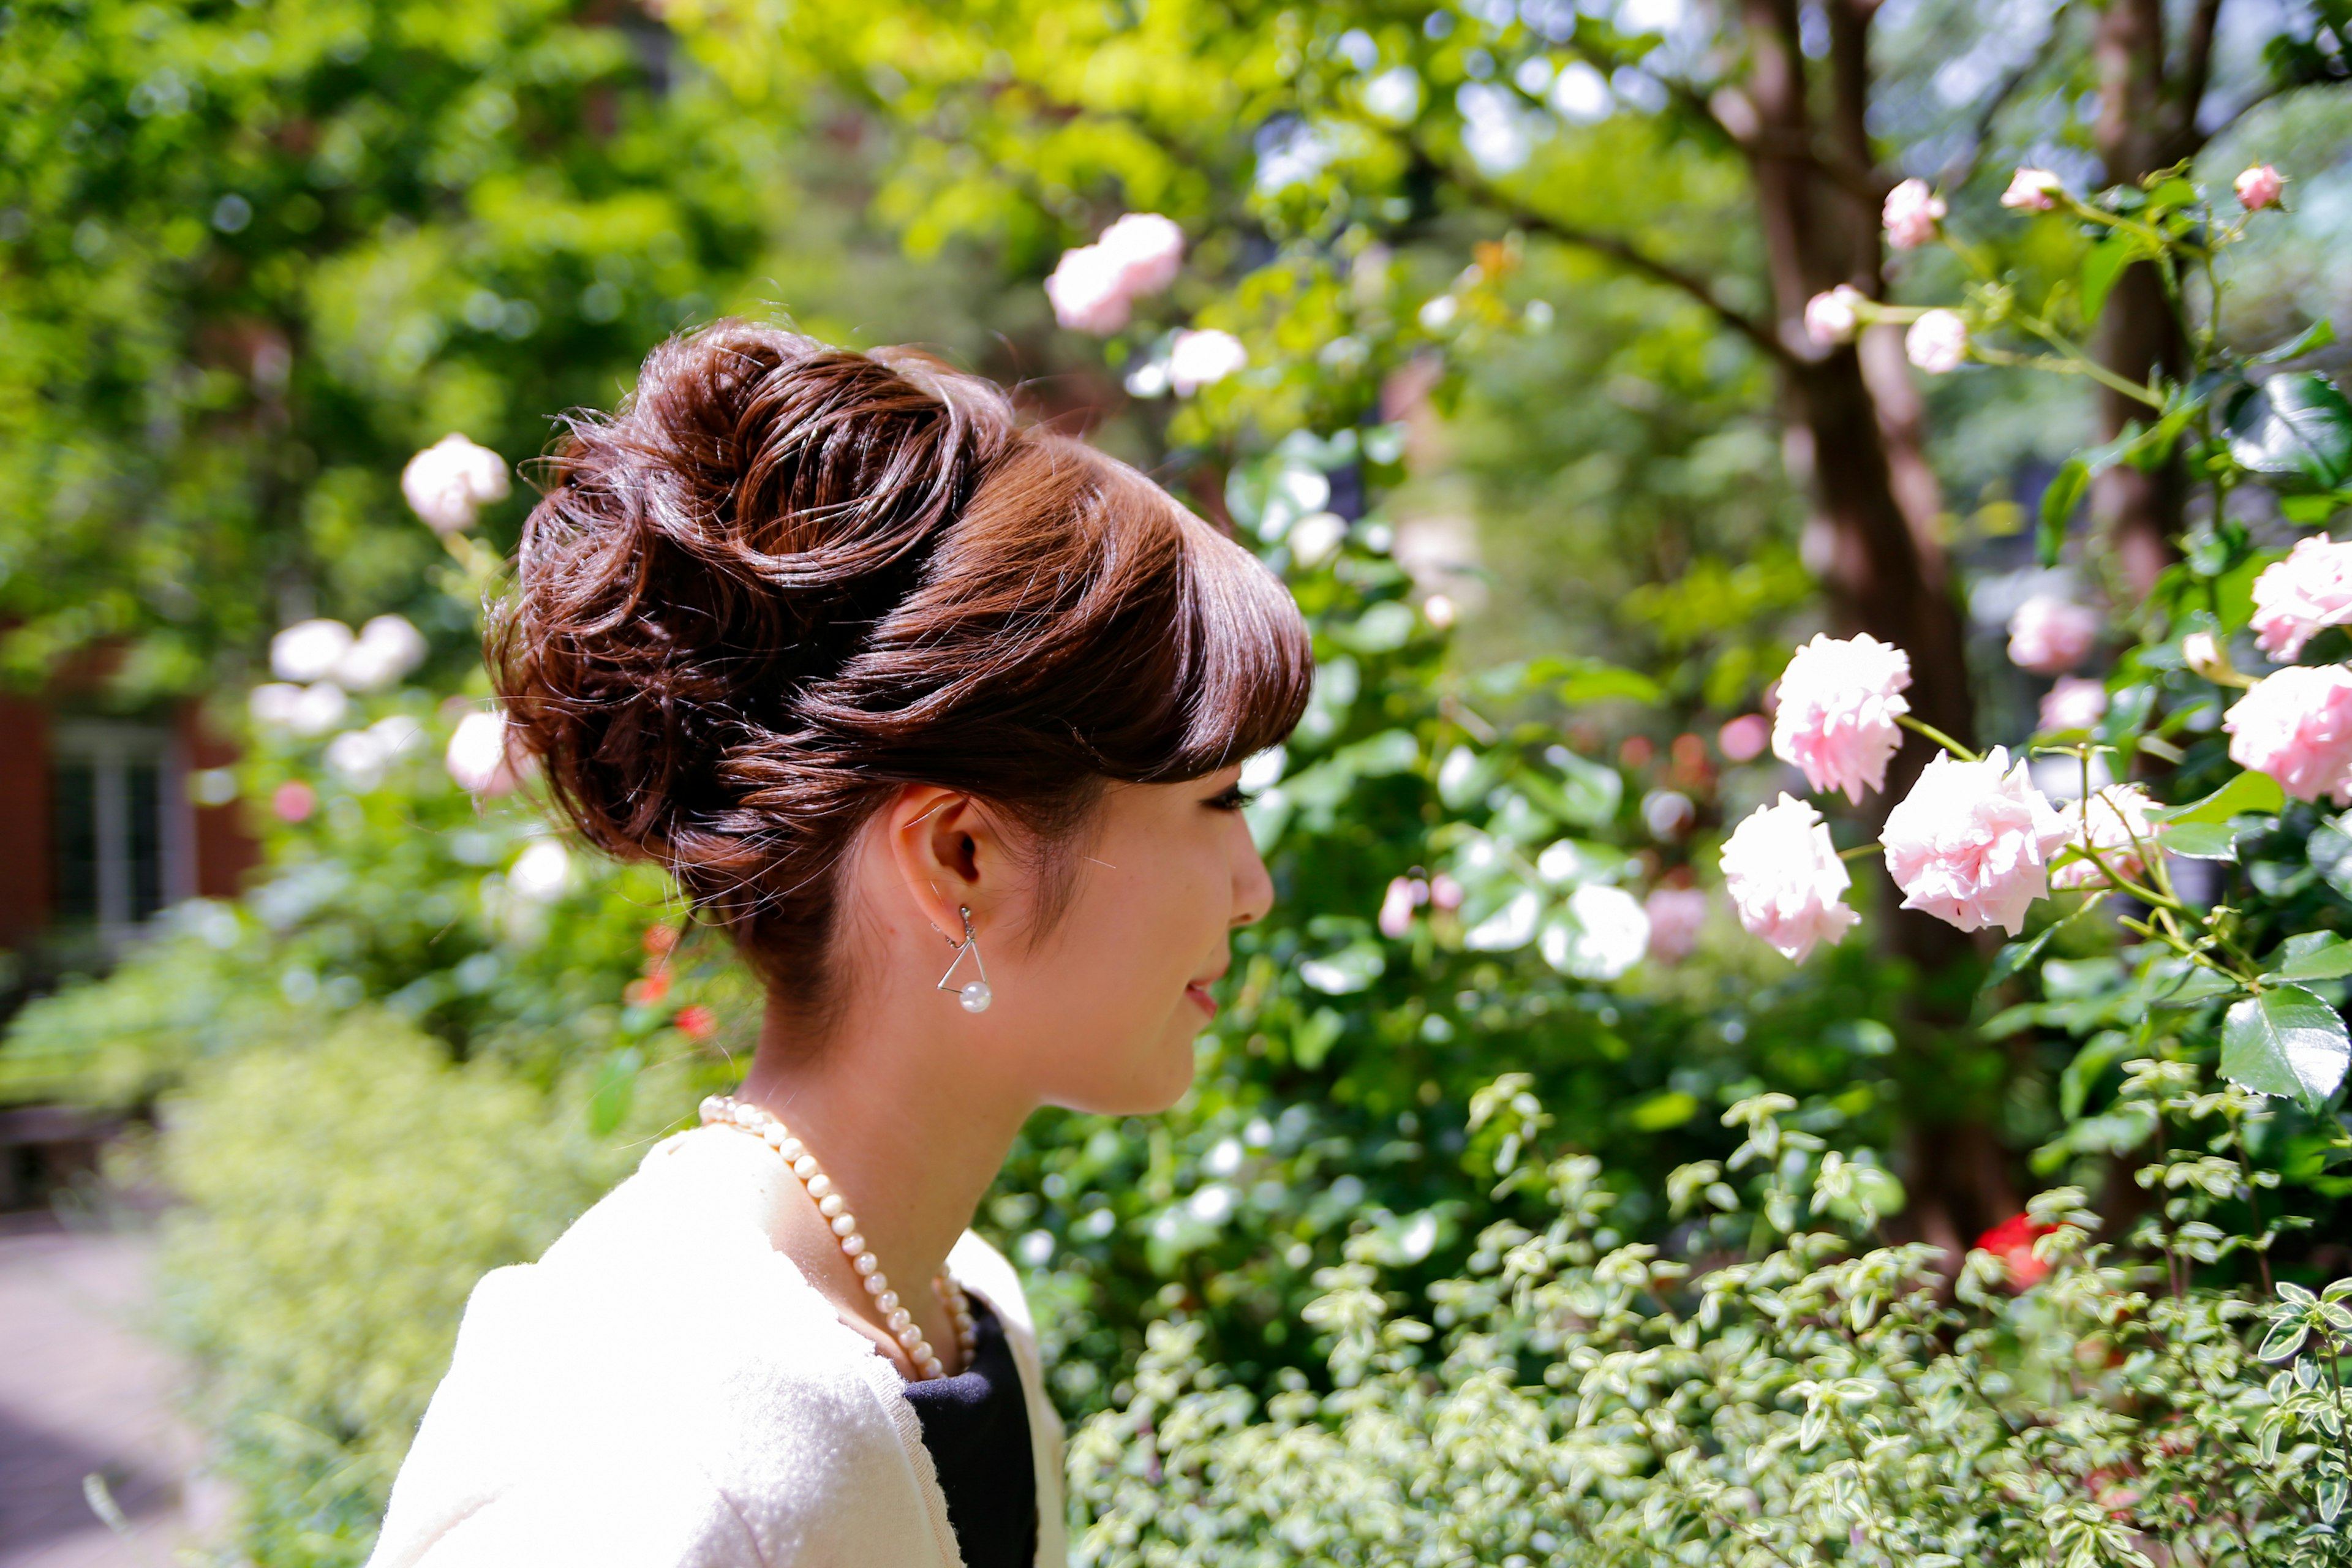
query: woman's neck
734 990 1029 1315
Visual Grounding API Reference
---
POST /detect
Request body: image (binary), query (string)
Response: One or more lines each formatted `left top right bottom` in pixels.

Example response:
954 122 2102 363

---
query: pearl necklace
700 1095 977 1381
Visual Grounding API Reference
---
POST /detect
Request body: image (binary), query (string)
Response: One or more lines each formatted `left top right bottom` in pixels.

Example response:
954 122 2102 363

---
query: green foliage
152 1019 622 1566
1071 1087 2352 1567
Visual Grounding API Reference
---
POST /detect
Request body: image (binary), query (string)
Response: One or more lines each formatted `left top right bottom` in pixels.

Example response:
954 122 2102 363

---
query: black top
900 1295 1038 1568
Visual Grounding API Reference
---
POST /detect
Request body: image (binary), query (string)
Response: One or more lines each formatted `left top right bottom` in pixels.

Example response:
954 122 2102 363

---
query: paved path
0 1219 215 1568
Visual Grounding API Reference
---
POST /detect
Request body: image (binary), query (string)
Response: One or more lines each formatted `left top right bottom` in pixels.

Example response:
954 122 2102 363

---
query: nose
1229 816 1274 928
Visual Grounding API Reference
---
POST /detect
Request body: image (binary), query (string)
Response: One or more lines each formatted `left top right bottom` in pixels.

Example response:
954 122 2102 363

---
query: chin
1058 1025 1200 1116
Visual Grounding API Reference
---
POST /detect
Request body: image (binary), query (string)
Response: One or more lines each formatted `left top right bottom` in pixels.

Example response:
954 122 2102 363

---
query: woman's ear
881 785 1004 936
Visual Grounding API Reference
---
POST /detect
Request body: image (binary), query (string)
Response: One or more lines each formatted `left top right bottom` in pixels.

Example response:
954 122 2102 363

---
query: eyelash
1207 784 1256 812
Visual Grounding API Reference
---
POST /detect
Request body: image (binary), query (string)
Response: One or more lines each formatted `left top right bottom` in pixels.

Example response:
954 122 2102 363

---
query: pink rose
1905 309 1969 374
1169 328 1247 394
1644 886 1709 963
1881 747 2069 935
2051 783 2160 891
1770 632 1913 804
2039 676 2108 733
1999 167 2064 212
447 710 521 796
2251 534 2352 660
1882 178 1947 250
1045 213 1186 335
1721 795 1860 963
1803 285 1864 345
1097 213 1185 295
401 434 510 536
2226 665 2352 804
2007 594 2099 674
1046 244 1134 334
2236 164 2284 212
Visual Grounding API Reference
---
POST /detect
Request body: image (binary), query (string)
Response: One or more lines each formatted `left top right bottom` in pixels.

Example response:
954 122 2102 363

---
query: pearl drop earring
933 905 992 1013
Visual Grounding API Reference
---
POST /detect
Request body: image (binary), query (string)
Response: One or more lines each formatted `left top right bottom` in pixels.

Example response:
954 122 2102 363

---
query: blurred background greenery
5 0 2352 1562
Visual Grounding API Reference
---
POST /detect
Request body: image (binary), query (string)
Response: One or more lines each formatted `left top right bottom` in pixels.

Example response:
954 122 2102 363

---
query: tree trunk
1743 0 1977 936
2090 0 2209 594
1741 0 2019 1256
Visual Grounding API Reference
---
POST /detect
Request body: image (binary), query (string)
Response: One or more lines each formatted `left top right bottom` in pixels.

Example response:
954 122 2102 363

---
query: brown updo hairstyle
492 321 1313 1012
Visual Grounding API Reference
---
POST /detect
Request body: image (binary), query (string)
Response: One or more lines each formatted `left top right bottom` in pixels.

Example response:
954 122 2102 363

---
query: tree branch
1462 181 1792 364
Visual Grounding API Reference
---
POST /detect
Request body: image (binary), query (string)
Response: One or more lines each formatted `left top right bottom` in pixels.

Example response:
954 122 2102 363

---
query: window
50 721 190 936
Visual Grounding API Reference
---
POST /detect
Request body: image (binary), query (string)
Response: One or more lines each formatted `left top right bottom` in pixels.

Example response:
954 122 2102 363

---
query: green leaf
2280 491 2352 524
2250 318 2337 365
2079 235 2140 326
1336 728 1420 778
1989 922 2063 988
2260 1318 2311 1361
2222 985 2352 1112
2226 372 2352 492
2154 965 2242 1006
2038 458 2089 567
1553 657 1664 706
1549 748 1624 828
2156 769 2286 826
2267 932 2352 982
588 1046 642 1137
2310 818 2352 901
2161 821 2242 861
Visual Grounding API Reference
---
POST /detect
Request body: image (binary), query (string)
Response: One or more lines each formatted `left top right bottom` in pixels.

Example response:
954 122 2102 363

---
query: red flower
674 1005 717 1041
624 970 672 1008
1977 1212 2054 1289
643 923 679 957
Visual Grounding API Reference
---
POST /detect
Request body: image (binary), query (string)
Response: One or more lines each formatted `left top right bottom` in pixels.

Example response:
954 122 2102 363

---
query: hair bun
493 320 1310 1008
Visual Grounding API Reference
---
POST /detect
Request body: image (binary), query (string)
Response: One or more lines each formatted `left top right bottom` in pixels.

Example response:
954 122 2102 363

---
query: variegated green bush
1072 1082 2352 1567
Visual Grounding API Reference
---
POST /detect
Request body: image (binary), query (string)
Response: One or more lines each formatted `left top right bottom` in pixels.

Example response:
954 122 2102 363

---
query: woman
366 323 1311 1568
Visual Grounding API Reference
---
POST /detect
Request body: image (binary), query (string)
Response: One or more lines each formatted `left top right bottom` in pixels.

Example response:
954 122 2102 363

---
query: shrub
1071 1083 2352 1566
151 1017 622 1566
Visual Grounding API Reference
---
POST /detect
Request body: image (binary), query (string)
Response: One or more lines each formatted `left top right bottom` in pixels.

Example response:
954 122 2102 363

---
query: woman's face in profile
1000 764 1272 1117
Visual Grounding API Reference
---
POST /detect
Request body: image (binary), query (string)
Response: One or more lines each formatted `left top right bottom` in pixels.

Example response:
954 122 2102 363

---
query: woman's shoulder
369 1126 960 1568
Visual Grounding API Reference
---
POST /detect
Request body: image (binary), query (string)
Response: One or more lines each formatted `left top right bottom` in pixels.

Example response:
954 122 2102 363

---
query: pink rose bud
1643 886 1709 964
1881 747 2069 935
2007 594 2099 674
1905 309 1969 374
1999 167 2064 211
1803 285 1865 345
2182 631 2233 683
1770 632 1913 804
1428 872 1464 911
1721 794 1861 963
2051 783 2160 891
2038 676 2108 733
2235 164 2284 211
2226 664 2352 804
2251 533 2352 660
1882 178 1947 250
1718 712 1770 763
1378 876 1419 938
401 434 510 536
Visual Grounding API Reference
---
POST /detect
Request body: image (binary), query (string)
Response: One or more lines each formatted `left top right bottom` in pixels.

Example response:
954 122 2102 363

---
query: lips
1183 981 1219 1019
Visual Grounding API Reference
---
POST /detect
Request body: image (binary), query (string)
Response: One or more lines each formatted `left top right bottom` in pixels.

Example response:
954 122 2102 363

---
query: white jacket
368 1124 1067 1568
